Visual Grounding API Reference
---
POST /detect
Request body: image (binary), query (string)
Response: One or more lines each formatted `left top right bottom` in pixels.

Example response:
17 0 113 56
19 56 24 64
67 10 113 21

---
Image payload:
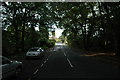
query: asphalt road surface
31 44 120 79
6 44 120 80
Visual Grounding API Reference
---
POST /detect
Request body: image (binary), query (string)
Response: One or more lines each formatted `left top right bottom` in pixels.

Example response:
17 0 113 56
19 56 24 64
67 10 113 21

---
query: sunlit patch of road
55 42 65 45
53 46 62 51
80 53 116 56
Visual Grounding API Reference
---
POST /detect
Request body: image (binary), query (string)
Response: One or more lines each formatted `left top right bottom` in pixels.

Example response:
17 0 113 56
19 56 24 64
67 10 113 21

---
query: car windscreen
29 48 38 51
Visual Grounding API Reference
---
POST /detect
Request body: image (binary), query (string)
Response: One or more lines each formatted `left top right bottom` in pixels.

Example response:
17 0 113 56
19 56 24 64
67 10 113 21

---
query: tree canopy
2 2 120 56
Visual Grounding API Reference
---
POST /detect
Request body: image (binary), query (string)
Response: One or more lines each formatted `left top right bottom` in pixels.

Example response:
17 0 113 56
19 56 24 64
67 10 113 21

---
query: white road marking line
44 60 47 63
47 58 48 61
64 53 66 56
41 64 44 67
33 68 39 75
67 58 74 68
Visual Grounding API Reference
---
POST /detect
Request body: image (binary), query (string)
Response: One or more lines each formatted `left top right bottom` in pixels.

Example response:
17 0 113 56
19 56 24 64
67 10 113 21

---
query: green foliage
2 2 55 56
2 2 120 56
2 30 15 56
50 2 120 54
47 39 56 48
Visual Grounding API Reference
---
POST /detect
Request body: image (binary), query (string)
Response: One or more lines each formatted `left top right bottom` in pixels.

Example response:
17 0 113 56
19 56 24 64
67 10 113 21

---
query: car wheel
15 66 23 77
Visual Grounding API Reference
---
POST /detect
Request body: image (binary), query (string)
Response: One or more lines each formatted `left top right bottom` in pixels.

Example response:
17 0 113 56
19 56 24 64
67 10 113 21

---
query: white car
0 56 23 79
26 47 44 59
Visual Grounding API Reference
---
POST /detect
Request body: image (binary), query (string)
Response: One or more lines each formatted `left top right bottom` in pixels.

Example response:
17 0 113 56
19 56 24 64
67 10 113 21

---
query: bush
47 39 56 48
42 46 49 51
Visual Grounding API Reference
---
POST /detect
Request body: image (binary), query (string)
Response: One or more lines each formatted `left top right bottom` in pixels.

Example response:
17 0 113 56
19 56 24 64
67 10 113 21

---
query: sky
55 28 63 38
35 27 63 38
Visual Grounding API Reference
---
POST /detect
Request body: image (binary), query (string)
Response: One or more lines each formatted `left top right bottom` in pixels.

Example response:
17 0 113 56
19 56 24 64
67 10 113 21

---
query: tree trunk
98 2 107 52
13 4 19 53
102 3 120 56
21 23 25 52
21 12 26 52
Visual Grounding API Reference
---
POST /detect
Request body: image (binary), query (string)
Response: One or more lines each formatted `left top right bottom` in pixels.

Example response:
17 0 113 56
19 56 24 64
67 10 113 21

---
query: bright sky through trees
35 26 63 38
55 28 63 38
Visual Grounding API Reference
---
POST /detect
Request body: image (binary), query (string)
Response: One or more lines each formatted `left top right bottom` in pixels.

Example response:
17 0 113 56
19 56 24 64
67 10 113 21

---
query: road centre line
33 56 49 78
63 48 74 68
64 52 66 56
33 68 39 75
67 58 74 68
41 64 44 67
44 60 47 63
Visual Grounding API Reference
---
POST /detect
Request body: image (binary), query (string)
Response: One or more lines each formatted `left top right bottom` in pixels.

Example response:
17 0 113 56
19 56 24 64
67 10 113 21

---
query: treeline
48 2 120 55
2 2 56 56
2 2 120 56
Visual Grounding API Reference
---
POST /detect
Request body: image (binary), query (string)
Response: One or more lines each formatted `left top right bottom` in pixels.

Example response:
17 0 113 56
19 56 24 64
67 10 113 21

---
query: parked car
25 47 44 59
0 56 23 79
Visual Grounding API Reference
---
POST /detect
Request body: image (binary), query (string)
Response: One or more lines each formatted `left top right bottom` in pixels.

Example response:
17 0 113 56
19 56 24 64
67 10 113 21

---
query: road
30 44 119 79
7 44 120 80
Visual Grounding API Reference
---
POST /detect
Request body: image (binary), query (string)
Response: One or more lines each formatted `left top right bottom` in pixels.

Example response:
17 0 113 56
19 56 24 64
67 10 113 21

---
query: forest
2 2 120 56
